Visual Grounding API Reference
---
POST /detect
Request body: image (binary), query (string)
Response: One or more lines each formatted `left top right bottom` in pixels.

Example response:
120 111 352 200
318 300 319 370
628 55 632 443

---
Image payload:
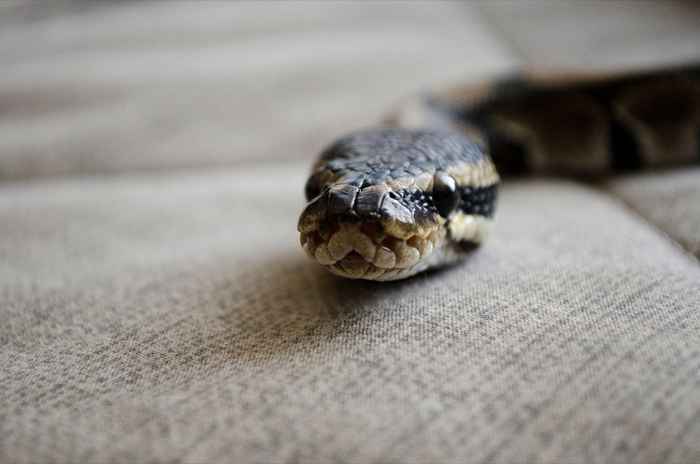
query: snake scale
298 65 700 281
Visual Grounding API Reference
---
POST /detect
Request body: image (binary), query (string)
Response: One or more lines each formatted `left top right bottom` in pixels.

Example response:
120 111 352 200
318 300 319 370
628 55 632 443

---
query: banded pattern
299 65 700 280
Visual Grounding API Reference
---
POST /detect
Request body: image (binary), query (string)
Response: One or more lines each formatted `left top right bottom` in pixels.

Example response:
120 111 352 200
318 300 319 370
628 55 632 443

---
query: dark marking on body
458 184 498 218
609 119 642 172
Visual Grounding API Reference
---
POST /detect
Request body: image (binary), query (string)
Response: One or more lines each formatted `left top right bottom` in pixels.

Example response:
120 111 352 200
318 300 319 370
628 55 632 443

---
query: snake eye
432 172 459 217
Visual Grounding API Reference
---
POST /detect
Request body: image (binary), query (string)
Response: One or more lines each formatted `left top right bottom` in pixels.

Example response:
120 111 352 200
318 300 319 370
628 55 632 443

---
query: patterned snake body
298 65 700 281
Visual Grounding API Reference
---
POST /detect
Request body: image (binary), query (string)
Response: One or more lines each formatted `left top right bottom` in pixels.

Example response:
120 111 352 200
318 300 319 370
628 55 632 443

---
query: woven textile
608 168 700 258
3 169 700 463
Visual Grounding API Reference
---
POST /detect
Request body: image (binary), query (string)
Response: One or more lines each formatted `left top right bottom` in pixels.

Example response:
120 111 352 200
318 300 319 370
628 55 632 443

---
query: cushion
3 170 700 463
608 168 700 258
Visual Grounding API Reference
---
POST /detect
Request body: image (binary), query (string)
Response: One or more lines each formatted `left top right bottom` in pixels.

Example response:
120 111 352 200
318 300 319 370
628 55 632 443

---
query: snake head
298 180 447 281
298 128 498 281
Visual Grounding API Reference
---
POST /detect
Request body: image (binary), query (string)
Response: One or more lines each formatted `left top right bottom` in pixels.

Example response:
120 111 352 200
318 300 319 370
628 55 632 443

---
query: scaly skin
298 129 499 281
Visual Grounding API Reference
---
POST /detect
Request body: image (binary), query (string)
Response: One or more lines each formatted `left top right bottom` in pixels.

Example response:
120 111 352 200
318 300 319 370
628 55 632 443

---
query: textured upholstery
608 168 700 258
2 2 700 463
0 2 513 180
481 1 700 70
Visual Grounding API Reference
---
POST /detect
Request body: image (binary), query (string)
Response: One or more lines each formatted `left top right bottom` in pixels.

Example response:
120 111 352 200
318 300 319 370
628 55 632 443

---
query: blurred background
1 1 699 181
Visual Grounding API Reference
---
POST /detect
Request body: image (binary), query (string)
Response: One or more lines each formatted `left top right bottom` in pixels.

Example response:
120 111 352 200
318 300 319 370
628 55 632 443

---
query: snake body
298 65 700 281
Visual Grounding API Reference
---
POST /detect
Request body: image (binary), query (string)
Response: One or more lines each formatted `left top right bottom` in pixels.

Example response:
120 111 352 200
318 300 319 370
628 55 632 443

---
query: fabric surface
0 1 513 180
481 0 700 71
608 168 700 258
3 170 700 463
2 2 700 464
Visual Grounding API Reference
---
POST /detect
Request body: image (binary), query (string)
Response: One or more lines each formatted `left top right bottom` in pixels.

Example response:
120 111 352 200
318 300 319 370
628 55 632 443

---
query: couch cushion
0 2 514 180
3 167 699 463
607 168 700 258
481 1 700 70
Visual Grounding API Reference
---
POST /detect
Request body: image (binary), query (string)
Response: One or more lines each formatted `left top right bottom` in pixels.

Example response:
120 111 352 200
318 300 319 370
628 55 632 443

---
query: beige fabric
481 1 700 71
0 1 514 180
608 168 700 258
3 170 700 463
2 2 700 464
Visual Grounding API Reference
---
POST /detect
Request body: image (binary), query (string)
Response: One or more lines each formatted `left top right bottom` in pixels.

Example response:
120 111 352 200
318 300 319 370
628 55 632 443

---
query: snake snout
298 186 446 280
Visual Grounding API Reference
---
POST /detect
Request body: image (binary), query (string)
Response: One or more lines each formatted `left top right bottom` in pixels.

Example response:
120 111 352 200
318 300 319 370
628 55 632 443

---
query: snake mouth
299 220 445 281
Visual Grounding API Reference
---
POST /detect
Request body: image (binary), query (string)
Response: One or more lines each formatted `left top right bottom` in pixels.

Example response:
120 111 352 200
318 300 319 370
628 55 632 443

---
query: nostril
360 222 383 239
305 177 323 201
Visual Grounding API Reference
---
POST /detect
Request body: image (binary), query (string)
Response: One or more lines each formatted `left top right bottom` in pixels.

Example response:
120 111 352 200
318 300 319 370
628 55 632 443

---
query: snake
298 65 700 281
